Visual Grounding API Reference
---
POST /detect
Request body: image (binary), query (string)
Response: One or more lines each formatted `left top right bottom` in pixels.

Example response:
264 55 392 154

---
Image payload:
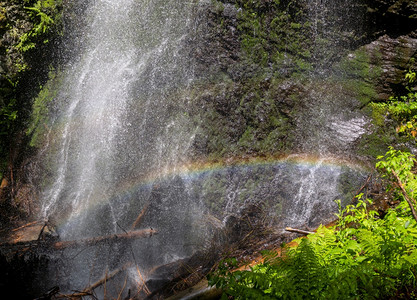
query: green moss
357 129 393 158
369 102 387 126
237 126 256 149
343 79 378 106
211 0 224 14
261 128 287 152
233 0 314 76
27 68 63 147
336 48 382 107
338 49 382 83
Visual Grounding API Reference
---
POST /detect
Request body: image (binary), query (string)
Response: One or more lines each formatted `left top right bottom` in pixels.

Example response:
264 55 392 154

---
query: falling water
284 0 370 226
34 0 206 296
41 0 137 229
29 0 370 297
40 0 199 240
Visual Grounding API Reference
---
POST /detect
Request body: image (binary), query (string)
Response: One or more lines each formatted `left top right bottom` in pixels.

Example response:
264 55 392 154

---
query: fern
287 239 327 299
208 148 417 299
16 0 60 52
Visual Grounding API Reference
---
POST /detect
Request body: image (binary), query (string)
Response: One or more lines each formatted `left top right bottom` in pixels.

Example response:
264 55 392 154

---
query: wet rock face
185 0 417 160
364 34 417 100
362 1 417 97
189 1 241 79
365 0 417 38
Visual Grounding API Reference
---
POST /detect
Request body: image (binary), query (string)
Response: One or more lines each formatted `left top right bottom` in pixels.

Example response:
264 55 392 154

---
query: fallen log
53 228 157 250
285 227 314 235
0 229 157 259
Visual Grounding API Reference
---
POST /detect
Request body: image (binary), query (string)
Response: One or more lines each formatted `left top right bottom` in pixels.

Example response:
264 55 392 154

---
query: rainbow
119 153 370 188
51 153 370 231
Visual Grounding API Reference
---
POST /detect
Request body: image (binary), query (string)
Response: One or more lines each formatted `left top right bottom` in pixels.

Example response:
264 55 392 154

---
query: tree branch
391 169 417 223
285 227 314 235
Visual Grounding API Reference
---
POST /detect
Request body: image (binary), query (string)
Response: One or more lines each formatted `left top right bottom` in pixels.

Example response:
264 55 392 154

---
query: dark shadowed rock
364 34 417 99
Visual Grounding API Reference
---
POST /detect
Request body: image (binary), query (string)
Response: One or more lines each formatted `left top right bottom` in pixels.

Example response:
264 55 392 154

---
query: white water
30 0 370 297
40 0 199 240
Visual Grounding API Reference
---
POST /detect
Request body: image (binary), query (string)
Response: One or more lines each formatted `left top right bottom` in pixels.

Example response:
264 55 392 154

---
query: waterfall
28 0 370 297
40 0 199 240
34 1 205 296
41 0 137 228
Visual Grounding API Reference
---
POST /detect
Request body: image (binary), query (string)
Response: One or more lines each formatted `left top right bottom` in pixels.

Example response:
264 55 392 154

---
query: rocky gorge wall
0 0 414 238
1 0 417 233
182 0 417 163
0 0 416 298
0 0 92 226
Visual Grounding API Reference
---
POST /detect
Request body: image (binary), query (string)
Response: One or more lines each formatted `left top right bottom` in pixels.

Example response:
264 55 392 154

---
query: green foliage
0 79 18 137
371 69 417 139
16 0 61 52
208 150 417 299
0 98 18 134
376 147 416 182
27 68 62 147
0 0 62 176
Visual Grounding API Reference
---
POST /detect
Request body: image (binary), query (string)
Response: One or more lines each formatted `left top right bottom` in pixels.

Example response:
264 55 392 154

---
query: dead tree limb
56 291 94 299
352 174 372 201
11 220 42 232
53 228 157 250
83 262 132 293
285 227 314 235
131 203 150 230
391 170 417 222
136 265 151 295
37 223 50 241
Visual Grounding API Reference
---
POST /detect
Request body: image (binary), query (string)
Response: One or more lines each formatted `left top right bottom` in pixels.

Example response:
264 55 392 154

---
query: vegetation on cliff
209 151 417 299
0 0 62 225
0 0 62 175
0 0 416 297
208 69 417 299
190 0 416 163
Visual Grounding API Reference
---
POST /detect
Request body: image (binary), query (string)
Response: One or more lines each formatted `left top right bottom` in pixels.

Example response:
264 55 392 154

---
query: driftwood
131 203 150 230
285 227 314 235
53 228 157 250
55 263 133 298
